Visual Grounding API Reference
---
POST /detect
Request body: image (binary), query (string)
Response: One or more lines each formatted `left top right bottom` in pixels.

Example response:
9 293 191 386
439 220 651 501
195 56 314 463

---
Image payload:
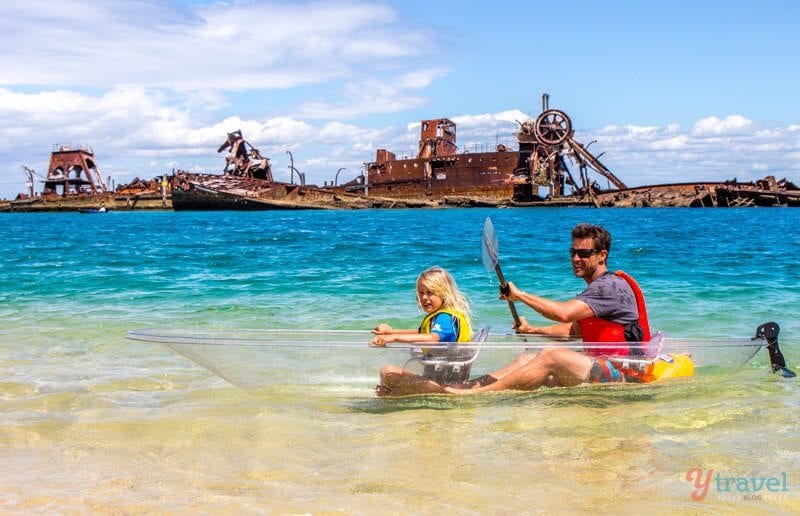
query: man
446 222 648 394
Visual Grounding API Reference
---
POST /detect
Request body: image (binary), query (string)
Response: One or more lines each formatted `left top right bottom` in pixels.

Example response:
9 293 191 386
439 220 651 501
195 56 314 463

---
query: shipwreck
4 93 799 212
331 94 800 208
4 144 169 212
347 94 625 207
170 130 430 210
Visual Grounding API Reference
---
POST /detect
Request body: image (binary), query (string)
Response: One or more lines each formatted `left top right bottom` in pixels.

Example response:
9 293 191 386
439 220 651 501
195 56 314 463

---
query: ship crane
21 165 38 197
532 108 627 191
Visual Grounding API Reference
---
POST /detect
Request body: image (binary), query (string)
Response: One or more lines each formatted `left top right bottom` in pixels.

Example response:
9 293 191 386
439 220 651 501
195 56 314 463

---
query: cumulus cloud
451 110 527 129
591 117 800 185
649 135 689 150
692 115 752 136
0 85 421 194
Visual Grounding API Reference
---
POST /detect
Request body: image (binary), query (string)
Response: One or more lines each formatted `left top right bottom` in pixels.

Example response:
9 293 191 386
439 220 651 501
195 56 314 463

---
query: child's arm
372 323 419 335
370 331 441 347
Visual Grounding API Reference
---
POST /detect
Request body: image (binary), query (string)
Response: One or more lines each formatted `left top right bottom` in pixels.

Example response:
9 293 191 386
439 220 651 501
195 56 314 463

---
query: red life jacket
578 270 651 357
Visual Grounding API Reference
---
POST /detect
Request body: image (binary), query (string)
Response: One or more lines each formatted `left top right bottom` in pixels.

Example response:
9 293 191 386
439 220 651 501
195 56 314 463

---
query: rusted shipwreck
332 94 800 208
171 130 431 210
343 95 624 207
5 145 168 212
5 94 799 212
168 97 800 210
594 176 800 207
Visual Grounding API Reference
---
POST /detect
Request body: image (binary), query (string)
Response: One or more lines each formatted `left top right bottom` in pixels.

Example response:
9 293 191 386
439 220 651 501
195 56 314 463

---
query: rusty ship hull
2 193 170 212
351 105 627 206
362 148 520 201
173 177 328 210
594 179 800 208
171 172 440 210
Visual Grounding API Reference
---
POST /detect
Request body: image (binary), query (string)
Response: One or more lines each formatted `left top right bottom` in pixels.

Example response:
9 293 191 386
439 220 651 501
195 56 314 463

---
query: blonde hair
416 267 472 327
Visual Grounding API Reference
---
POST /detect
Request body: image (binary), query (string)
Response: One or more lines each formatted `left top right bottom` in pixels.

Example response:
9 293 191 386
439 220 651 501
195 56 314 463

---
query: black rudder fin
753 322 797 378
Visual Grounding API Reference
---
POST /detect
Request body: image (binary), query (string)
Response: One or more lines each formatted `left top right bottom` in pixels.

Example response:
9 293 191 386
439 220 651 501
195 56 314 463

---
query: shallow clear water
0 208 798 512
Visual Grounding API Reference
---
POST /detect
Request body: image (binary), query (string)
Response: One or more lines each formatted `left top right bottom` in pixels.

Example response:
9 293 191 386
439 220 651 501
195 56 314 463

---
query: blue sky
1 0 799 199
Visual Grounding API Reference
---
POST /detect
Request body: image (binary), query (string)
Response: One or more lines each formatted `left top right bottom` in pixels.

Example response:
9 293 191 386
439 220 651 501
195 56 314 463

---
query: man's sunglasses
569 248 599 258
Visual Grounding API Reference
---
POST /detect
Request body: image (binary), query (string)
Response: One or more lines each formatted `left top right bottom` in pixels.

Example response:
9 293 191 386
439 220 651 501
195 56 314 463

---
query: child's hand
372 323 393 335
370 335 390 347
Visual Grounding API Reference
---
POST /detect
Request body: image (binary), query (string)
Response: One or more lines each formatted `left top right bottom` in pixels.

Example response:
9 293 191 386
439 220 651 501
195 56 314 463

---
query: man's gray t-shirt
576 272 638 324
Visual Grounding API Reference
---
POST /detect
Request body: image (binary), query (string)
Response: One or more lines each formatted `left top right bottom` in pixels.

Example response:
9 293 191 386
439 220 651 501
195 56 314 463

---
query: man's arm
515 317 579 337
504 282 595 323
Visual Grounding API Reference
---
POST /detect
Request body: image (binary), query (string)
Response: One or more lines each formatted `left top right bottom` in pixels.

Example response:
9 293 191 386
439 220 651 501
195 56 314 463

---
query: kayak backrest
471 325 491 344
615 270 651 342
646 331 666 357
411 326 489 384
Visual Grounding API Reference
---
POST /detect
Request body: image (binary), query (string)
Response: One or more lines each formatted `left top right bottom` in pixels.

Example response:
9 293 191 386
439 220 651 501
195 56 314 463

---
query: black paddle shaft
494 263 521 325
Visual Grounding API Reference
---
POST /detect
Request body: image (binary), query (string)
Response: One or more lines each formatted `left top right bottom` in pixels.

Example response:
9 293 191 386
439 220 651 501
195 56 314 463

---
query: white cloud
692 115 752 136
650 135 689 150
451 110 527 128
0 0 432 92
593 117 800 185
319 122 372 143
0 1 449 125
624 124 659 136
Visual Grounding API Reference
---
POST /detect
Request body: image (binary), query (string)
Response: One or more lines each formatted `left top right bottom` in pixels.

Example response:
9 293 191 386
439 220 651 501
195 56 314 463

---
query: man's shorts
588 358 624 383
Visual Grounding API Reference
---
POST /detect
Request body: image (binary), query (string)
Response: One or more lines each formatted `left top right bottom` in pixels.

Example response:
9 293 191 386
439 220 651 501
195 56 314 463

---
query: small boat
125 322 795 391
78 207 107 214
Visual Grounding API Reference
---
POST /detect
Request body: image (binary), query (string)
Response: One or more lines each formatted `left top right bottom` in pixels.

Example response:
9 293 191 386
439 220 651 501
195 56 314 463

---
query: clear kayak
126 323 795 390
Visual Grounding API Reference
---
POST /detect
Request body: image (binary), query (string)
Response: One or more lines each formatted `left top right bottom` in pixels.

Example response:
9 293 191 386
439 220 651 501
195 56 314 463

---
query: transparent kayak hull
126 328 769 390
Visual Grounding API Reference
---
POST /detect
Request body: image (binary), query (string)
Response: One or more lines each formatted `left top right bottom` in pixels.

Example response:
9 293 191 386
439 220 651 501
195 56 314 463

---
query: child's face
416 283 443 314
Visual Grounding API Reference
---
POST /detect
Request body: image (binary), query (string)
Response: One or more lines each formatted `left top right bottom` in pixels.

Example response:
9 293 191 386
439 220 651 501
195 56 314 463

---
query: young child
371 267 472 395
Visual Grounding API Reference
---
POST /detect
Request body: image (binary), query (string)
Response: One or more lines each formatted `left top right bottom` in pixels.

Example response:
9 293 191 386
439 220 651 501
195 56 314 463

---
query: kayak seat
408 326 490 385
608 331 666 370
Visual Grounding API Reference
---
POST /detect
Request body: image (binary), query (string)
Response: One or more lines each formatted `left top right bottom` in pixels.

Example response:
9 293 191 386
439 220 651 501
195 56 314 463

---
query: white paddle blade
481 217 499 271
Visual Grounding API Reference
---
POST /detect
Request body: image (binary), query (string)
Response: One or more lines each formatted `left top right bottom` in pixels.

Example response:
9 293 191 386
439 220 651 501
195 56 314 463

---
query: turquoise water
1 208 798 512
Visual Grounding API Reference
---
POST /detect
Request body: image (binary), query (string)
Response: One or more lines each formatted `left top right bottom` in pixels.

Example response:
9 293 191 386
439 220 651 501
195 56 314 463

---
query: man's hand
499 281 522 302
512 316 537 334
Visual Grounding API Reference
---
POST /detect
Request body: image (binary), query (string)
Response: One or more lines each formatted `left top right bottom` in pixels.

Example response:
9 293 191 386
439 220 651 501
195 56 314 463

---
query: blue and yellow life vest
418 309 472 343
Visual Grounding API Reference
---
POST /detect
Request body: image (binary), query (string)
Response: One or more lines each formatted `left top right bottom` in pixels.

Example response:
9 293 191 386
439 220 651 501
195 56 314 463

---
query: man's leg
446 347 594 394
480 352 538 380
